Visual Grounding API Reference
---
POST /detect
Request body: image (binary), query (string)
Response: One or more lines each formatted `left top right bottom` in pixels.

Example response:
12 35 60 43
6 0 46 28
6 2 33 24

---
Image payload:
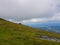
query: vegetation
0 18 60 45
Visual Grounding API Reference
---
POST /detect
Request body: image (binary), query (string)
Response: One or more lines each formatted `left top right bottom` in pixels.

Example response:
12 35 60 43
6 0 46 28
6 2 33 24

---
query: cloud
21 18 49 23
52 13 60 21
0 0 60 22
21 13 60 23
0 0 57 19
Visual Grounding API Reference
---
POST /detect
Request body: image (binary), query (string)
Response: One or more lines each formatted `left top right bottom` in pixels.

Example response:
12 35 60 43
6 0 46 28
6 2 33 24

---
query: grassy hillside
0 18 60 45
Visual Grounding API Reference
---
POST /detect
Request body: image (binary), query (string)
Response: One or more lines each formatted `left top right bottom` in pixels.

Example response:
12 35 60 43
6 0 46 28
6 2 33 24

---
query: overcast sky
0 0 60 23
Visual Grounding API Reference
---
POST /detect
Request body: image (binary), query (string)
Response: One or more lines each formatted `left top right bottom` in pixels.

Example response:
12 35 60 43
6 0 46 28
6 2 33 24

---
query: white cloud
52 13 60 21
21 18 49 23
21 13 60 23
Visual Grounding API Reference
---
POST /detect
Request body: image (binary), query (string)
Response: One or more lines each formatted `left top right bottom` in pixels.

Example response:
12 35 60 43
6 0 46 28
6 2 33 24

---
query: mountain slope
0 18 60 45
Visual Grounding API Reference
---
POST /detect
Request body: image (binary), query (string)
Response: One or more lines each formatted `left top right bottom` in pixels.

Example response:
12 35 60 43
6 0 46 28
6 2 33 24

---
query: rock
19 23 22 25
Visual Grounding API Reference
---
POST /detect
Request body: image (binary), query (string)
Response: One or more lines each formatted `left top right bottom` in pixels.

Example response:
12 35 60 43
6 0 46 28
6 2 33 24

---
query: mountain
0 18 60 45
22 22 60 33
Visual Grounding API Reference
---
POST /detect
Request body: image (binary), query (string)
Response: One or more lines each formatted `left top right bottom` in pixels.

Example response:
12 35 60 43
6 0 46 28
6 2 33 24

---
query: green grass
0 18 60 45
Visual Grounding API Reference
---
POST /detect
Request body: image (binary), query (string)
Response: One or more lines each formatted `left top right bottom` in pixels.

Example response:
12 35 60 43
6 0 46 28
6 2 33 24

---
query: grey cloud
0 0 60 20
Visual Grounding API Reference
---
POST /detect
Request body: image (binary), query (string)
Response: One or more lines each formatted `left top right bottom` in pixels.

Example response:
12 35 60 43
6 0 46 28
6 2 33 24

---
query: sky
0 0 60 23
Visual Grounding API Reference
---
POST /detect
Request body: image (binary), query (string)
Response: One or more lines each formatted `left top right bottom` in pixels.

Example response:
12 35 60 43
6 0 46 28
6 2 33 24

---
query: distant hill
22 22 60 33
0 18 60 45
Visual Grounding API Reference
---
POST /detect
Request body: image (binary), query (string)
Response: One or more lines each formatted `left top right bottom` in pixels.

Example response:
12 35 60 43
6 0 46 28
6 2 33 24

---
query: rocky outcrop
37 35 60 42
